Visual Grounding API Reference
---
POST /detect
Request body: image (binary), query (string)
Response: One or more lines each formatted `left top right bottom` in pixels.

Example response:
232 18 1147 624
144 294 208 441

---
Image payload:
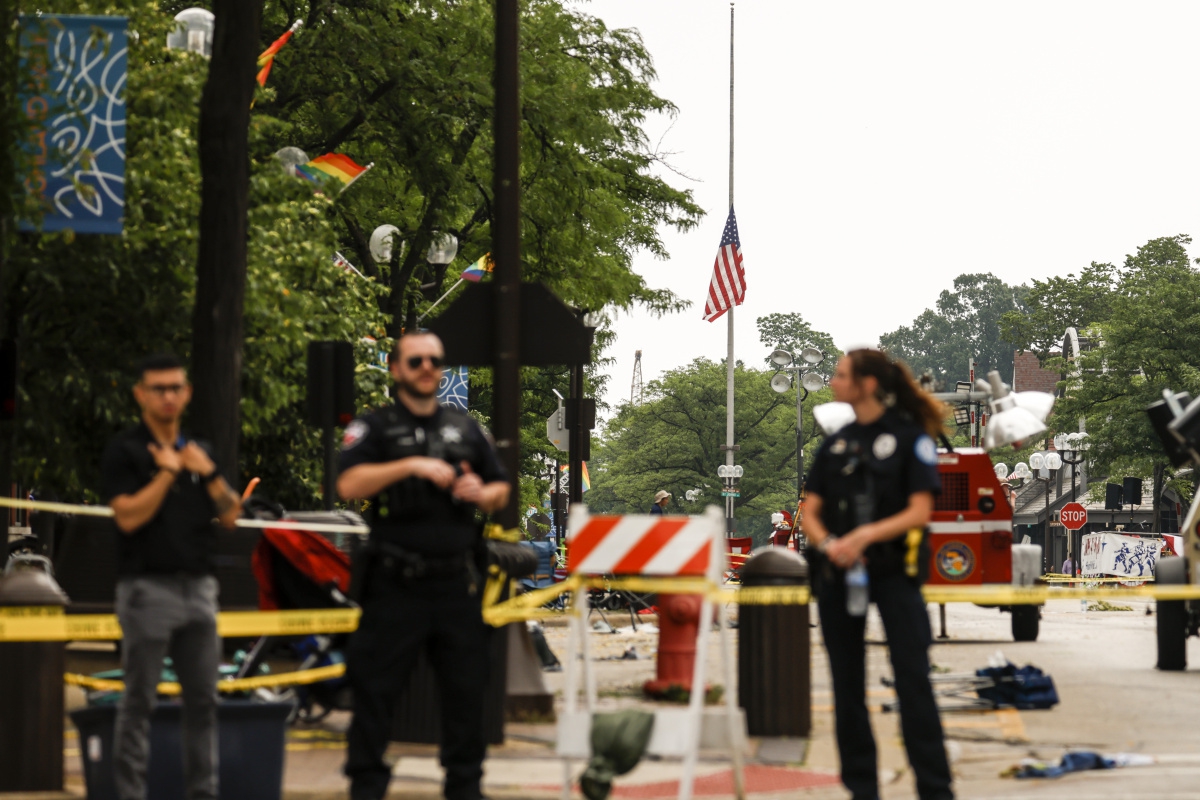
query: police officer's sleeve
467 422 508 484
100 438 142 503
906 433 941 497
337 415 383 472
804 442 830 498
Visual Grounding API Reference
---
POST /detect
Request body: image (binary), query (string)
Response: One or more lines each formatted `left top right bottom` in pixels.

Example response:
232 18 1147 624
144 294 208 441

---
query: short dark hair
395 330 442 357
137 352 185 380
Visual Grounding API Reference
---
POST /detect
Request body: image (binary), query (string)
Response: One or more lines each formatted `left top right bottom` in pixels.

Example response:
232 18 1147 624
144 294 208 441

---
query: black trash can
0 553 70 792
737 548 811 737
70 700 293 800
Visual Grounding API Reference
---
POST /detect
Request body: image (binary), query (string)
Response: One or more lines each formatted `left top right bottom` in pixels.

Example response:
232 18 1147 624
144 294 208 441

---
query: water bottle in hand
845 561 869 617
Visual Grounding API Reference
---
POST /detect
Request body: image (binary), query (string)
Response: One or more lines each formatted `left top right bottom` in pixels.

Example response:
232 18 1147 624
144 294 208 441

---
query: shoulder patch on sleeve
342 419 369 449
915 435 938 465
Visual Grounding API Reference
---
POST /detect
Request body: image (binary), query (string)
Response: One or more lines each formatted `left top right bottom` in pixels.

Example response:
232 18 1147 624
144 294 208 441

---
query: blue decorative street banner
438 367 469 411
19 14 127 234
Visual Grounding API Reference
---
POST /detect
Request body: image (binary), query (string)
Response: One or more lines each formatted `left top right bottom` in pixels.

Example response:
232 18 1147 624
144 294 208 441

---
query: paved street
55 596 1200 799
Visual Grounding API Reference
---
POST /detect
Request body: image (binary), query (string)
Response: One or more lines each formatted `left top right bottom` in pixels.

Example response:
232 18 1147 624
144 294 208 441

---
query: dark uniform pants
817 571 954 800
344 572 491 800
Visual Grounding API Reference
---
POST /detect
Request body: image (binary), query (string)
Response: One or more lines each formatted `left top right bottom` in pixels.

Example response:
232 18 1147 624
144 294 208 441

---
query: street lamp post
769 347 826 504
716 464 743 525
1054 432 1089 566
1028 450 1063 573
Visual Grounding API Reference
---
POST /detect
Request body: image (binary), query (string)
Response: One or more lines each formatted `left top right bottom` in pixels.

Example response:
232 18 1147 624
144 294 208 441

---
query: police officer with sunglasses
337 331 510 800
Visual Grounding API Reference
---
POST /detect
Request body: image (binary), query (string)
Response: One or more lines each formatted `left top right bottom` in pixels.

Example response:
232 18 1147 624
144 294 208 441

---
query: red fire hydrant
644 593 702 698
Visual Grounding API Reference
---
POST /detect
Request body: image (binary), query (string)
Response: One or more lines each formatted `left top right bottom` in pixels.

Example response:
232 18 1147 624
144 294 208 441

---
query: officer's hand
451 462 485 504
179 442 216 476
825 526 870 569
413 457 457 488
148 443 184 475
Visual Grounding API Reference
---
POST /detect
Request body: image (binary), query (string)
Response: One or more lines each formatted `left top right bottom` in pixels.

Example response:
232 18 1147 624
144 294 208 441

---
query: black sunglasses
405 355 445 370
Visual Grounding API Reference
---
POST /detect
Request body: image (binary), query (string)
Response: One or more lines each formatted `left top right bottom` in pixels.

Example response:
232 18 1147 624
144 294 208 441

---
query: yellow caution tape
1041 575 1152 583
0 608 359 642
65 663 347 696
719 586 812 605
6 576 1200 640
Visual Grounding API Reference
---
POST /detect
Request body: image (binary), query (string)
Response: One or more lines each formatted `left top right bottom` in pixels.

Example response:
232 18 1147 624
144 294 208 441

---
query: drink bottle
845 560 869 616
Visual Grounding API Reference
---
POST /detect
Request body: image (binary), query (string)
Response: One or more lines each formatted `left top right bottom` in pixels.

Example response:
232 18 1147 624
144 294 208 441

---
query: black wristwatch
201 469 221 485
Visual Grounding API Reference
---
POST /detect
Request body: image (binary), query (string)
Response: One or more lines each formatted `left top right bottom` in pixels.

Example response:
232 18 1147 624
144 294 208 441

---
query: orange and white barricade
556 505 745 800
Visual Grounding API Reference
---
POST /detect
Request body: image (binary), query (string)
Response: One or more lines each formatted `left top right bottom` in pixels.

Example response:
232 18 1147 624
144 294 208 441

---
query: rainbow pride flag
296 154 369 187
560 463 591 492
460 253 494 282
257 21 302 87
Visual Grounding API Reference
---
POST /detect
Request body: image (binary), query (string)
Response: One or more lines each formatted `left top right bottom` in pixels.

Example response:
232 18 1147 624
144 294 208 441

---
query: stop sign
1061 502 1088 530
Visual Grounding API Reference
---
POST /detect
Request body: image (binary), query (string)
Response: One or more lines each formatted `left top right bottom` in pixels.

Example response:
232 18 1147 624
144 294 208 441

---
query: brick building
1011 350 1060 394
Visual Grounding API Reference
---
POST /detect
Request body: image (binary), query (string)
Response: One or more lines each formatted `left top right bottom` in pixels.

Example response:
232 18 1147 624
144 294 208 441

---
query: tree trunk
191 0 263 480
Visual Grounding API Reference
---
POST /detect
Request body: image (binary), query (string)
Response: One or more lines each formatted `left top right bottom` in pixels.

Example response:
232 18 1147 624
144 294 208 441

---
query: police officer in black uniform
804 348 954 800
337 331 510 800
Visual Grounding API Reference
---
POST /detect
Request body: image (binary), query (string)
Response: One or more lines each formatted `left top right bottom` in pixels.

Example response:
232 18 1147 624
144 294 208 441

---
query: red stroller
238 509 361 723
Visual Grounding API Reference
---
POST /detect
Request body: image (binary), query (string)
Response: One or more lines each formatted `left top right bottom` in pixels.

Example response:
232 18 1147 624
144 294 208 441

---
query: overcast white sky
574 0 1200 407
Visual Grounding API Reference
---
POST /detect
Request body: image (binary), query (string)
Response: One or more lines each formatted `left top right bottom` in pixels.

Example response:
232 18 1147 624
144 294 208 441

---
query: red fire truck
927 447 1040 642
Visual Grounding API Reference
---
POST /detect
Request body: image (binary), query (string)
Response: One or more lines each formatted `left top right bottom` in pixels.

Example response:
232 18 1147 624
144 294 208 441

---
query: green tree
250 0 702 509
585 358 833 546
1053 235 1200 526
999 261 1117 360
4 0 701 514
756 312 842 379
3 1 389 505
879 273 1025 387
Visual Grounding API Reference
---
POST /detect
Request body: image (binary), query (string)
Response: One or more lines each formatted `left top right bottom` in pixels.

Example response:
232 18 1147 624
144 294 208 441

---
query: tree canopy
1052 235 1200 515
878 273 1025 387
3 0 702 511
999 261 1116 361
587 315 839 545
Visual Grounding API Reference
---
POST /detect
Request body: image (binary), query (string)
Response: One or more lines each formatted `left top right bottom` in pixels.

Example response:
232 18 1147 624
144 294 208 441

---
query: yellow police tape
64 663 347 696
478 574 1200 625
0 607 360 642
3 578 1199 641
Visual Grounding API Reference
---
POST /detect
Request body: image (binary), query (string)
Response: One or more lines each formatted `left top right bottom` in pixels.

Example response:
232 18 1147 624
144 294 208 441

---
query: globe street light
770 347 826 508
166 8 215 57
421 232 459 300
716 465 743 518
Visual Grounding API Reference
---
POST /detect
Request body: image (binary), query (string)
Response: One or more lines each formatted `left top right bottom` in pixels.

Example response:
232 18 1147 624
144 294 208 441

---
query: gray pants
114 575 220 800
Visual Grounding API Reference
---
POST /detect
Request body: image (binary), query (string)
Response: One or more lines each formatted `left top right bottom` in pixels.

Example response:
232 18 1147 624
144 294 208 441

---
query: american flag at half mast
703 205 746 322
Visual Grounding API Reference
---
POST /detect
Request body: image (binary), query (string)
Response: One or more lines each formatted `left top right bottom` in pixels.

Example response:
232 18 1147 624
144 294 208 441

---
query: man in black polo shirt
338 331 509 800
101 353 242 800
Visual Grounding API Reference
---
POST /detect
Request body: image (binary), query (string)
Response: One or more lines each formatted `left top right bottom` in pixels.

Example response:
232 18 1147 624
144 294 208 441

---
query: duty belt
374 541 475 584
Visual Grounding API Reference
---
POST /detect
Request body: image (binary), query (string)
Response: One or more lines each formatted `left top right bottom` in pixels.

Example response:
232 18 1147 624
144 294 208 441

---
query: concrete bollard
0 553 71 792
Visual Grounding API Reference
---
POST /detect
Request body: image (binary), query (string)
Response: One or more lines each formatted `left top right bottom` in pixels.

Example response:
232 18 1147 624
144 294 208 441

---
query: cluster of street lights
768 347 827 502
993 432 1088 571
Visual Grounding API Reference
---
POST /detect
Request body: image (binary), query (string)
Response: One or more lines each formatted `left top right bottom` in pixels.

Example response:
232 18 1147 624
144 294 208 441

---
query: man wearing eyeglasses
101 353 243 800
337 331 509 800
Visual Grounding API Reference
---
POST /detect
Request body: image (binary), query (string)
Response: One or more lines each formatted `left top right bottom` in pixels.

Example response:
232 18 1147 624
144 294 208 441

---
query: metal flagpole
723 1 736 535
